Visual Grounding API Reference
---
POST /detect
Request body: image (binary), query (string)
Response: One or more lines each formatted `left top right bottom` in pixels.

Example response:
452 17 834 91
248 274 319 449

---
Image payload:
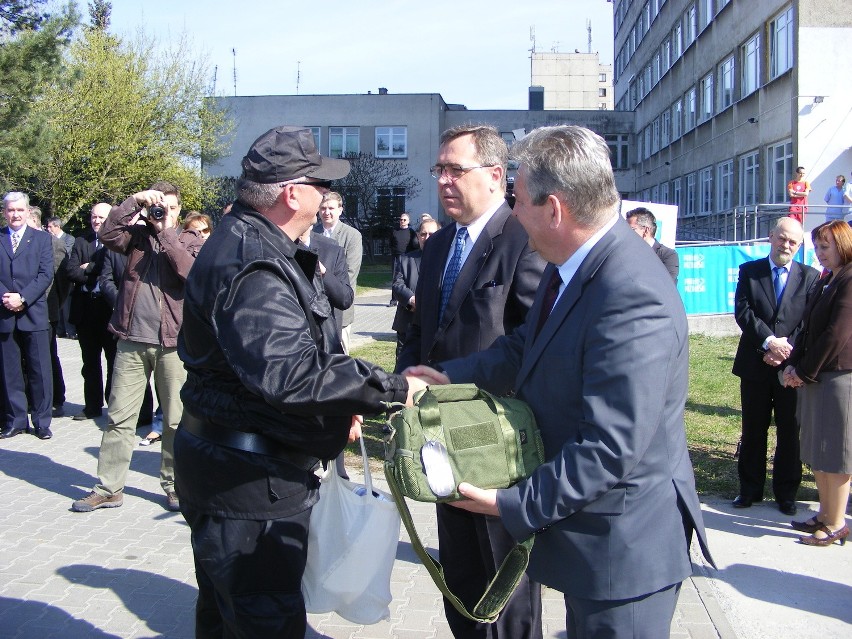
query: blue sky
102 0 615 110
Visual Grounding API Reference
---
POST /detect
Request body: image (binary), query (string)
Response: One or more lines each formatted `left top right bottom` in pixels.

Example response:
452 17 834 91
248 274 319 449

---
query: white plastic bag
302 435 401 624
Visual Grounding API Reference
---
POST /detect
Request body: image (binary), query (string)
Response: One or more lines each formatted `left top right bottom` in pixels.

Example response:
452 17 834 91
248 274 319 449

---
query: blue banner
676 245 811 315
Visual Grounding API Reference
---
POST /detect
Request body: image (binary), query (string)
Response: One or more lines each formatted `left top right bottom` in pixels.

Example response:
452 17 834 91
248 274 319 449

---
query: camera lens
149 205 166 220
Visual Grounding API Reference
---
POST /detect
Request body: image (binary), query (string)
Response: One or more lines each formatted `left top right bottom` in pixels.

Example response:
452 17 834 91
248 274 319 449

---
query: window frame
769 6 794 80
329 126 360 158
375 126 408 159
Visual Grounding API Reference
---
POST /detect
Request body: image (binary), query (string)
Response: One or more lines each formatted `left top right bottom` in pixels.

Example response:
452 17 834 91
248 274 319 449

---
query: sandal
140 434 161 446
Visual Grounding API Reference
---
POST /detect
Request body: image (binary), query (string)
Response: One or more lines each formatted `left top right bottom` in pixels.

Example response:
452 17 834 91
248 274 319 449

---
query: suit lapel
1 228 13 259
757 260 776 309
780 261 804 307
515 224 620 391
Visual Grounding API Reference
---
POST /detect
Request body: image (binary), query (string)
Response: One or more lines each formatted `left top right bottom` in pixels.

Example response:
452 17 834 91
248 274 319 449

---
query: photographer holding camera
72 182 204 514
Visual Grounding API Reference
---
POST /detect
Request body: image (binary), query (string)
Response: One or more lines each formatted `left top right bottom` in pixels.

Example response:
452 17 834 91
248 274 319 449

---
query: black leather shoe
52 405 65 418
73 410 102 421
732 495 754 508
33 427 53 440
778 500 798 516
1 426 27 439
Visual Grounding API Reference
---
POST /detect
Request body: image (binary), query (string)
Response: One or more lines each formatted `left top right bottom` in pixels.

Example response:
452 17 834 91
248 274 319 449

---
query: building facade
206 93 635 225
530 52 614 110
613 0 852 238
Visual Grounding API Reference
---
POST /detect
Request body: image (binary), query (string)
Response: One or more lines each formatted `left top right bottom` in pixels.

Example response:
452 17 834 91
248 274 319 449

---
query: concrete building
530 52 614 110
613 0 852 239
206 93 634 229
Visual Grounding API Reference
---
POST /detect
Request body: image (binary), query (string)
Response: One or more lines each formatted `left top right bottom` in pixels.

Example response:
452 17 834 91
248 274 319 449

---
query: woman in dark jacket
783 220 852 546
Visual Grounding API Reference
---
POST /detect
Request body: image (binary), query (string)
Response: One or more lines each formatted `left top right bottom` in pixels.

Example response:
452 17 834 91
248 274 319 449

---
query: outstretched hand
450 482 500 517
402 365 450 386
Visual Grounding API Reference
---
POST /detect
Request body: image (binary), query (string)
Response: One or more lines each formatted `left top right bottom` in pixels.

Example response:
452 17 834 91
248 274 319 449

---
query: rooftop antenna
587 20 592 53
296 61 301 95
529 26 536 83
232 48 237 96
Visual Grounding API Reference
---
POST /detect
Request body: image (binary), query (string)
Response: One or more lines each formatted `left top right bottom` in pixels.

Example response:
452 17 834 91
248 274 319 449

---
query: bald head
91 202 111 235
769 217 804 266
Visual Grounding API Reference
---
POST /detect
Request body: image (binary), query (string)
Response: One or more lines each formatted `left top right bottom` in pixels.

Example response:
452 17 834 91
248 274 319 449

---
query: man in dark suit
388 212 420 306
396 124 546 639
391 217 439 361
407 125 714 638
732 217 819 515
66 203 116 421
0 191 55 440
47 216 76 339
626 206 679 283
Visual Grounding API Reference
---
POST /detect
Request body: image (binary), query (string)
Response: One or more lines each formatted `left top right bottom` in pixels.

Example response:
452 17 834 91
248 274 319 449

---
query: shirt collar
768 256 790 272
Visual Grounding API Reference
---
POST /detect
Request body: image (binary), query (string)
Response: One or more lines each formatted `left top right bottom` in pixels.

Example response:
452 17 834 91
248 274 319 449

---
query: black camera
148 204 167 220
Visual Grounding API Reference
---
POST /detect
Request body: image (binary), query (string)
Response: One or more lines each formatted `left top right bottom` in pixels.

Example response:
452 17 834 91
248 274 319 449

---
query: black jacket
177 204 407 517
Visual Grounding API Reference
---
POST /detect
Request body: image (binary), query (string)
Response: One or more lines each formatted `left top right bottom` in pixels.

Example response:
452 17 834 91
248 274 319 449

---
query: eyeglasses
301 179 333 190
429 164 495 180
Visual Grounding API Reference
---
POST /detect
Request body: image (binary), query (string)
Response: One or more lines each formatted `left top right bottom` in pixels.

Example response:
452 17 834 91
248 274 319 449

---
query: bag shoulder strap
384 464 534 624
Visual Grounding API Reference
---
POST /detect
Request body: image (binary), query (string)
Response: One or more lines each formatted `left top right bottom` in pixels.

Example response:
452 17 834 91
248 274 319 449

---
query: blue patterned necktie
439 227 468 320
10 231 19 253
773 266 786 305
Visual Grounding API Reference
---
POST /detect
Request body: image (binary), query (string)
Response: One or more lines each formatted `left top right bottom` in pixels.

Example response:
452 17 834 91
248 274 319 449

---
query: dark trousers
0 328 52 430
181 506 312 639
436 502 542 639
738 376 802 502
75 298 117 414
564 582 681 639
49 321 66 407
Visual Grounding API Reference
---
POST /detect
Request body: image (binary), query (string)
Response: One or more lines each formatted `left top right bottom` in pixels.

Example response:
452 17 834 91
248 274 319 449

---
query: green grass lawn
356 263 394 296
348 334 817 499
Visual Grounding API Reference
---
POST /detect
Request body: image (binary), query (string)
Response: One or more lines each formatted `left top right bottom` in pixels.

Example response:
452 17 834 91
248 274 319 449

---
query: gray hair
3 191 29 209
625 207 657 235
511 125 620 228
236 178 283 211
440 124 508 190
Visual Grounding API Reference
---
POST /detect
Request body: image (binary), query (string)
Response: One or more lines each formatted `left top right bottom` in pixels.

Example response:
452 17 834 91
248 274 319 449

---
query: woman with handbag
783 220 852 546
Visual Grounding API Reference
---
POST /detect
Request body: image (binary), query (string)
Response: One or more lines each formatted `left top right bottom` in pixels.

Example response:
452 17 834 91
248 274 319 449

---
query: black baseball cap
240 126 350 184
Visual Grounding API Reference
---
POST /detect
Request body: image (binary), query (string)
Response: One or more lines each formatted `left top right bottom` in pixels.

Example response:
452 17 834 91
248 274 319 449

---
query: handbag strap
417 387 508 444
384 465 534 624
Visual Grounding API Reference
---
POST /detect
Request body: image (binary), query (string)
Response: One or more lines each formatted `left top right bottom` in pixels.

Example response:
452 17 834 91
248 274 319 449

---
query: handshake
402 365 451 404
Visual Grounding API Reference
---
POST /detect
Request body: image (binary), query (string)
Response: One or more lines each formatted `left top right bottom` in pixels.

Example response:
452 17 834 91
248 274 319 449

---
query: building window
375 126 407 158
684 4 697 47
308 127 321 151
767 140 793 204
741 33 761 97
700 73 713 122
599 72 607 82
329 127 359 157
662 38 671 71
717 160 734 211
643 126 652 160
770 6 794 80
685 87 697 131
699 166 713 214
652 117 660 155
376 186 406 221
660 181 670 204
739 151 760 206
661 109 671 148
699 0 713 30
672 99 683 140
672 177 682 209
643 65 652 97
673 23 682 59
599 88 607 97
605 134 630 169
686 173 697 215
652 52 661 85
718 56 734 111
651 184 660 202
718 0 731 9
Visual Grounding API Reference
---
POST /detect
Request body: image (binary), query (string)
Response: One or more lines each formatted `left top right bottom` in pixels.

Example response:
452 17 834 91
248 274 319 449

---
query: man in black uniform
175 125 426 638
388 212 419 306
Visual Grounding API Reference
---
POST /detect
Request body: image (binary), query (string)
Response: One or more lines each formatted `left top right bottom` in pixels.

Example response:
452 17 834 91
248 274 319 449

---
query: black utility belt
181 411 319 472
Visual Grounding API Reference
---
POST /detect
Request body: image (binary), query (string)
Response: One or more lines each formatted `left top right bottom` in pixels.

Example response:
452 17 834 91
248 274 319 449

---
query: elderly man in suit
391 217 439 362
66 203 116 421
313 191 361 354
732 217 819 515
0 191 55 440
396 124 546 639
407 125 714 638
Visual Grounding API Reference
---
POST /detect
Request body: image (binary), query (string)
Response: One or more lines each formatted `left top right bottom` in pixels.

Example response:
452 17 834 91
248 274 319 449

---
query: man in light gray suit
314 191 362 354
408 125 714 638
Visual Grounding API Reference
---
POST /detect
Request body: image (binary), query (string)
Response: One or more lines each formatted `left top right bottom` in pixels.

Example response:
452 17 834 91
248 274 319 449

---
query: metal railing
675 204 850 245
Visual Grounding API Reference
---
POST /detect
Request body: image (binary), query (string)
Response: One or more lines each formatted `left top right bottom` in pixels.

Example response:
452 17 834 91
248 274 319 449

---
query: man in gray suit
314 191 361 354
408 125 714 638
